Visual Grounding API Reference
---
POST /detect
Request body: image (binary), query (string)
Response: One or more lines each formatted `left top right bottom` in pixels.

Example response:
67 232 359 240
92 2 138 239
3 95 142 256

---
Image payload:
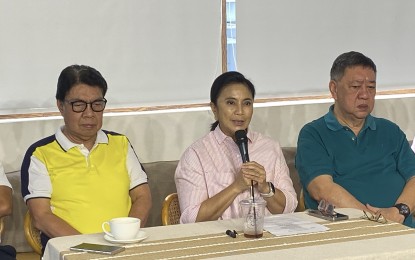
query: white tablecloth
43 208 415 260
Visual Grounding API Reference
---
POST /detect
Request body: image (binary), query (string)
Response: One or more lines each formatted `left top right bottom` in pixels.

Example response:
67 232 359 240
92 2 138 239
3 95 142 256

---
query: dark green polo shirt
296 105 415 227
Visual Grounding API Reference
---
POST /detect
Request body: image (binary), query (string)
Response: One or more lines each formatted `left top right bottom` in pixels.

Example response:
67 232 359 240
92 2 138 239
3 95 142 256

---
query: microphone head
234 130 247 145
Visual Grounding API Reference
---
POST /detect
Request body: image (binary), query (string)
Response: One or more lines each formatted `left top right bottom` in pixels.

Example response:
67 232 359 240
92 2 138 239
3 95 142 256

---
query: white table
44 208 415 260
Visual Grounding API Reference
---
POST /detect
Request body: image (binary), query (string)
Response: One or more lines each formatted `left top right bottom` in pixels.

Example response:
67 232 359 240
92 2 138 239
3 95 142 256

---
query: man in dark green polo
296 51 415 227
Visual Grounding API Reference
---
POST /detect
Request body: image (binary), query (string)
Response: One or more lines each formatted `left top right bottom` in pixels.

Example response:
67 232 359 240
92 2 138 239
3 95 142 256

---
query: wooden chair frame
23 211 42 255
0 217 4 236
297 188 306 212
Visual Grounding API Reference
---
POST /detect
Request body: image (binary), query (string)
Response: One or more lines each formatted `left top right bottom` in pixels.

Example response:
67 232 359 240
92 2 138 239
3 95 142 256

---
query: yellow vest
33 133 131 233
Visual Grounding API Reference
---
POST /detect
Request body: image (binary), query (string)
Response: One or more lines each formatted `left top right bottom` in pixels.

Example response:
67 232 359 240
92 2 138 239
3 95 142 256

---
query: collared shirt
175 126 297 223
0 161 12 188
21 127 148 234
296 105 415 227
0 162 12 243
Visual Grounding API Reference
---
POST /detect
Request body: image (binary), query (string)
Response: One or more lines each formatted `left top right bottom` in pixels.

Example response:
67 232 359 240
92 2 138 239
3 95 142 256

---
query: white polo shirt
0 161 12 188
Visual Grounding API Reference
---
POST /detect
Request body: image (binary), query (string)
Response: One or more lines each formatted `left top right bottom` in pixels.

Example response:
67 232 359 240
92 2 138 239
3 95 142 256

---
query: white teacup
102 217 141 240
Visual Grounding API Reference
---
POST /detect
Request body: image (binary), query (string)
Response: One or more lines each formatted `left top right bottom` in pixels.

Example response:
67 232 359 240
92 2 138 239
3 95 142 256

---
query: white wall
1 96 414 173
3 0 415 114
0 0 222 112
237 0 415 96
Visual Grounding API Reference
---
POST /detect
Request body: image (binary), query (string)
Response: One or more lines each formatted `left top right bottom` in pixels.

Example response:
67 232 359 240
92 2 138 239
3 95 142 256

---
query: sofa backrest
3 171 28 252
144 160 180 227
281 147 302 209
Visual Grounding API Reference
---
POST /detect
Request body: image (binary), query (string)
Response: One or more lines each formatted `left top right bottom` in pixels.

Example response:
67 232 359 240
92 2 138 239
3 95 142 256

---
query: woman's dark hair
210 71 256 131
56 65 108 101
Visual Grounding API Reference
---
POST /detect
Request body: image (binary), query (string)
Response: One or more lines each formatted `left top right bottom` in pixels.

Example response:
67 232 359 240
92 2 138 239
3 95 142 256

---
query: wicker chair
161 193 181 225
297 188 306 212
0 217 4 236
23 211 42 255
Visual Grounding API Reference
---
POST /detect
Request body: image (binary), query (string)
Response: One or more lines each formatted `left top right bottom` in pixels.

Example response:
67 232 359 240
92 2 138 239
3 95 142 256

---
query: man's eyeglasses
361 210 388 224
65 98 107 113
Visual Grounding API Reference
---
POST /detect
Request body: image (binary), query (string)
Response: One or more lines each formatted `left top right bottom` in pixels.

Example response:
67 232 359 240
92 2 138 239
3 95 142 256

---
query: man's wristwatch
260 182 275 198
394 203 411 218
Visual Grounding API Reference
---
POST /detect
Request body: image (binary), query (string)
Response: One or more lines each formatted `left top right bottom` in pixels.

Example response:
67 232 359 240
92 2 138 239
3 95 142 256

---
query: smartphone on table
70 243 125 255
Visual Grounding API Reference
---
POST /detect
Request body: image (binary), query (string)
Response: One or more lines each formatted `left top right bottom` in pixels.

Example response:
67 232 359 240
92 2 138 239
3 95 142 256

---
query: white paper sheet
264 214 329 236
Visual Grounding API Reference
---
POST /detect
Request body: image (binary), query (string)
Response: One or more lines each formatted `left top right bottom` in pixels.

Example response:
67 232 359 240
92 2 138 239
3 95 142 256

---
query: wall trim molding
1 88 414 120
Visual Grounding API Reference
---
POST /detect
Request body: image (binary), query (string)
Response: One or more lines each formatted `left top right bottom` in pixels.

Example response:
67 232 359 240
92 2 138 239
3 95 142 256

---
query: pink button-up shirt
175 127 297 223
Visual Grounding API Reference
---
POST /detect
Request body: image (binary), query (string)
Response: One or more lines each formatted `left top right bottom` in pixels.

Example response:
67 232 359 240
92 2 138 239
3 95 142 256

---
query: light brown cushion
3 171 31 252
144 161 179 227
281 147 302 210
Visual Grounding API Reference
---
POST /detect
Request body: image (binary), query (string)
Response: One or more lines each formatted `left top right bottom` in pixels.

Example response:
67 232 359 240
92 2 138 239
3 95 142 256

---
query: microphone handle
240 142 249 163
239 143 254 200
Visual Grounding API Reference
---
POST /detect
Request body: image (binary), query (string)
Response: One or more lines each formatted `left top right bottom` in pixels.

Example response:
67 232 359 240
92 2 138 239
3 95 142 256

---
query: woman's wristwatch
260 182 275 198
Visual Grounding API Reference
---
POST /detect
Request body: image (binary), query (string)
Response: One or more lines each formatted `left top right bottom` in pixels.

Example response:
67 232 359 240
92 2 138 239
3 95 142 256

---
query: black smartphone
307 209 349 221
70 243 125 255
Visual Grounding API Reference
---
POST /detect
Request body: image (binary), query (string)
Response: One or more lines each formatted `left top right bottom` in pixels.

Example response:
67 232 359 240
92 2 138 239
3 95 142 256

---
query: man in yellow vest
21 65 152 254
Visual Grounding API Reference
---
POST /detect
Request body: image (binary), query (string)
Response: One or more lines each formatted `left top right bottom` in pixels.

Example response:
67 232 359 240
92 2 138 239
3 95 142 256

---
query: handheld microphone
235 130 249 163
235 129 254 196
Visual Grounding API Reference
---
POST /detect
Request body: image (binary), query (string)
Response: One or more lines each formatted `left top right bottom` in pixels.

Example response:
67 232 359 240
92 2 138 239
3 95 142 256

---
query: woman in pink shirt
175 71 298 223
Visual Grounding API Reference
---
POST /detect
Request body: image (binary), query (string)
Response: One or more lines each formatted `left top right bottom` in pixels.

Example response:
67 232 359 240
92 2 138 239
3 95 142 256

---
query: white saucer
104 231 148 244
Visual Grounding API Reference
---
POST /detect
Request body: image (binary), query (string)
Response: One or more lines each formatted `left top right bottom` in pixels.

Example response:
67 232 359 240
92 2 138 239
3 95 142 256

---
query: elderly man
21 65 152 253
296 51 415 227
